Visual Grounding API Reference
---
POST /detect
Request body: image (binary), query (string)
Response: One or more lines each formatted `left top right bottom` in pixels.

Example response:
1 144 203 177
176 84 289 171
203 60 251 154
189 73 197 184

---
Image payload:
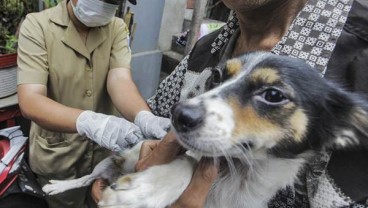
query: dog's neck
205 155 307 208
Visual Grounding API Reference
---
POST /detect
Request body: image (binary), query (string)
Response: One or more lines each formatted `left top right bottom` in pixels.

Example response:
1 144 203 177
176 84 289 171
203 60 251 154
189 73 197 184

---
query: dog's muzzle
171 102 206 133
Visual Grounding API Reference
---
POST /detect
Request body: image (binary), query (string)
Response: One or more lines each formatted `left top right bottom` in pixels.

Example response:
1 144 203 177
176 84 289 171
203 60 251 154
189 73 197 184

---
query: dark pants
0 193 48 208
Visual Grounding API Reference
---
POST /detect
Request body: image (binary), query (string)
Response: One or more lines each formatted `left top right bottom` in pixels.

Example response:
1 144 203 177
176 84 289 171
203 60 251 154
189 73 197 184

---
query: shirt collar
49 0 70 27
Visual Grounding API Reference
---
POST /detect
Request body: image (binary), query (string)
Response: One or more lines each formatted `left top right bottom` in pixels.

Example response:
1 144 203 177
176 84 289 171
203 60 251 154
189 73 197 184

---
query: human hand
134 111 171 139
76 111 143 152
169 157 219 208
135 131 183 171
91 179 108 204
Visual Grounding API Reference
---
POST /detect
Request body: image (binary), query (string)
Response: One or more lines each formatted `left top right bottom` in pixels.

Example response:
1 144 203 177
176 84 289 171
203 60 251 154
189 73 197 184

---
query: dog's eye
264 89 285 102
259 88 288 104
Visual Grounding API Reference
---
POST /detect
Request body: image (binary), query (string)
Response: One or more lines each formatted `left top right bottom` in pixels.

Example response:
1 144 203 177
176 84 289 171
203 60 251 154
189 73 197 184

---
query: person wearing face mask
16 0 170 207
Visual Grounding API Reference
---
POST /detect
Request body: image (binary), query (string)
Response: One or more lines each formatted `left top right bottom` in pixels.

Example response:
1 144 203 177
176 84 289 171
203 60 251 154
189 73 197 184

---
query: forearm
107 68 150 121
155 131 182 163
18 85 82 133
135 131 182 171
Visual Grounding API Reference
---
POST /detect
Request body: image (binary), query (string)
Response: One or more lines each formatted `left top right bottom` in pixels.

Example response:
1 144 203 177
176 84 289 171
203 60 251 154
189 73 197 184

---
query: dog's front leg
98 153 198 208
42 142 144 195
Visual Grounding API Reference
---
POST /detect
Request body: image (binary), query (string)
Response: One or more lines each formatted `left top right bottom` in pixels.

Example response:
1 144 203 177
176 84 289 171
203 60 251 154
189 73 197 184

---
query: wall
158 0 186 52
126 0 165 99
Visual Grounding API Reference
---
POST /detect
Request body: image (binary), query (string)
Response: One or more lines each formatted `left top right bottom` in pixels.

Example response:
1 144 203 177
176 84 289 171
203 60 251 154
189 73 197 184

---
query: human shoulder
186 27 224 72
107 17 130 39
21 6 58 31
109 17 128 30
20 12 49 41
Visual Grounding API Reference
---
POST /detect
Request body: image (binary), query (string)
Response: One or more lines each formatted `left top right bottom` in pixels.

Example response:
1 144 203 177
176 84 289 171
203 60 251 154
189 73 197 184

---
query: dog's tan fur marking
229 97 284 142
112 155 126 167
284 102 296 109
350 107 368 136
226 58 243 76
115 175 133 189
250 68 280 84
289 109 309 142
351 107 368 124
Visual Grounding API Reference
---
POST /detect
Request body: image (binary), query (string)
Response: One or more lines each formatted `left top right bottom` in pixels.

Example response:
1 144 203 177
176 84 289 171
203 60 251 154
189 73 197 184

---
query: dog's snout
171 103 205 132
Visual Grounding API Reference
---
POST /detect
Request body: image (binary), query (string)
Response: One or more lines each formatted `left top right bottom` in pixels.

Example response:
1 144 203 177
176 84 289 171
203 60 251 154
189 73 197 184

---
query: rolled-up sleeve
109 18 131 70
17 14 49 86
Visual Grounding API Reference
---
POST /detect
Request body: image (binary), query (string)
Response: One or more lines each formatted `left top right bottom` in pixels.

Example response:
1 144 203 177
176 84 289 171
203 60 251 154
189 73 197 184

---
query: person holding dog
134 0 368 207
16 0 170 207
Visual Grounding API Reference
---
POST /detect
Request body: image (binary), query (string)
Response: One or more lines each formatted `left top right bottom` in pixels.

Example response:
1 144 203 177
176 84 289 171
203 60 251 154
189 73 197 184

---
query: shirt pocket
37 132 70 148
30 133 72 176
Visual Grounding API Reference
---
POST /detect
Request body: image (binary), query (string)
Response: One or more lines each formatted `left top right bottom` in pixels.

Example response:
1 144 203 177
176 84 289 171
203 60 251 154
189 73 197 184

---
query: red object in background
187 0 196 9
0 126 28 197
0 106 22 127
0 53 17 69
0 138 26 197
0 106 27 197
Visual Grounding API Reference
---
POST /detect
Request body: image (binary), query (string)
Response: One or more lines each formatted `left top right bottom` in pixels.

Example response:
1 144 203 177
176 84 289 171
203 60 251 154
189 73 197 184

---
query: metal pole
184 0 208 55
38 0 43 11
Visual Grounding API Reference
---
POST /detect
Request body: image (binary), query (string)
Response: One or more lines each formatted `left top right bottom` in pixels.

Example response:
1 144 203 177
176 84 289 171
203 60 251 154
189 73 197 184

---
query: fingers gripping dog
43 52 368 208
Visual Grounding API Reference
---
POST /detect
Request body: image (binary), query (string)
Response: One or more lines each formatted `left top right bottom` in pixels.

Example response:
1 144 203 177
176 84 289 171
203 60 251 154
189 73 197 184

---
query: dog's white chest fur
206 157 306 208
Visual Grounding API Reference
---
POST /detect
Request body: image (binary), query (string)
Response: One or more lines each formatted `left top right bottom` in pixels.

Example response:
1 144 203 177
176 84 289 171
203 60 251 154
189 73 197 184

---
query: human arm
91 179 108 203
17 83 142 151
17 84 82 133
169 158 218 208
107 67 149 121
135 131 183 171
107 67 171 139
106 19 170 139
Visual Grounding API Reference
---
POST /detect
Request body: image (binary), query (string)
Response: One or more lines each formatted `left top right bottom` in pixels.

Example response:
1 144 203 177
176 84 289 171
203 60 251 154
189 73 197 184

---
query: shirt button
86 90 92 97
86 66 92 72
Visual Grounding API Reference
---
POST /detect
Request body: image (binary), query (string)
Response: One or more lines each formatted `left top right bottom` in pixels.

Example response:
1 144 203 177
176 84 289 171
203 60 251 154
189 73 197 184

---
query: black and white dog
43 52 368 208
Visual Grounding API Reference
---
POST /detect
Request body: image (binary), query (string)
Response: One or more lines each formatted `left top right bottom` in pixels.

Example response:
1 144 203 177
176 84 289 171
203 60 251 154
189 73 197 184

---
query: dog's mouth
175 129 256 157
174 132 229 157
176 135 204 152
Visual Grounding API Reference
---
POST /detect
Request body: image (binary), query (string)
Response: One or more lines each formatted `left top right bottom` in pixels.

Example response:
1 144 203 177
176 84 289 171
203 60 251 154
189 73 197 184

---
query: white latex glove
76 111 143 152
134 111 171 139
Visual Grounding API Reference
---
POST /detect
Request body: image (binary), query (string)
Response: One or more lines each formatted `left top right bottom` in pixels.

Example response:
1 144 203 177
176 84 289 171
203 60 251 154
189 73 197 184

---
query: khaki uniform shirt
17 0 131 180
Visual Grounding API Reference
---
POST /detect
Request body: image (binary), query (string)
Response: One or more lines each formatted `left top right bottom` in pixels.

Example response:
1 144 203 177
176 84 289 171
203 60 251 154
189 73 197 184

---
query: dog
43 52 368 207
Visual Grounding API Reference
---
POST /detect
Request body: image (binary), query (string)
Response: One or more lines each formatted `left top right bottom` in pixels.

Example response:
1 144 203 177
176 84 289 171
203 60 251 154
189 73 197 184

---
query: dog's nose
171 103 205 132
110 183 117 190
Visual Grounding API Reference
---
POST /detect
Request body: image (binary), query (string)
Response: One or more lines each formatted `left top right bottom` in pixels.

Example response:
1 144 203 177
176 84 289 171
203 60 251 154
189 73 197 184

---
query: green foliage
4 35 18 53
0 0 39 54
43 0 62 9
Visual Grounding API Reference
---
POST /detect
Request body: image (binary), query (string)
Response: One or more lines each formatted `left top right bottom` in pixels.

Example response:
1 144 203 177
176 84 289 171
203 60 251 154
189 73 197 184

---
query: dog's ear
112 155 126 167
332 101 368 150
348 105 368 146
226 58 243 76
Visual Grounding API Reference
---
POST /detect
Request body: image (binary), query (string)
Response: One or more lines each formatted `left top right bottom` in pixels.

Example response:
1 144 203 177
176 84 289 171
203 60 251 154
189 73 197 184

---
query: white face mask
71 0 119 27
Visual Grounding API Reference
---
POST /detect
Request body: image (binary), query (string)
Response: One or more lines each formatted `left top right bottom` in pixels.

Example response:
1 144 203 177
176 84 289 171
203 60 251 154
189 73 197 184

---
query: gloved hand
76 111 143 152
134 111 171 139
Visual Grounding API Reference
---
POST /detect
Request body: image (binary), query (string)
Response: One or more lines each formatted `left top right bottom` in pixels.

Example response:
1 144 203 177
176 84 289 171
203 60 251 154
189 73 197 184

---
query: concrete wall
131 50 162 99
127 0 165 53
126 0 165 99
158 0 186 52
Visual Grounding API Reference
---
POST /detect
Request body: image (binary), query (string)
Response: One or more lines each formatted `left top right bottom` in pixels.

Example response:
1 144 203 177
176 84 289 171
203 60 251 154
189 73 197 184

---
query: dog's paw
99 156 196 208
42 180 72 195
